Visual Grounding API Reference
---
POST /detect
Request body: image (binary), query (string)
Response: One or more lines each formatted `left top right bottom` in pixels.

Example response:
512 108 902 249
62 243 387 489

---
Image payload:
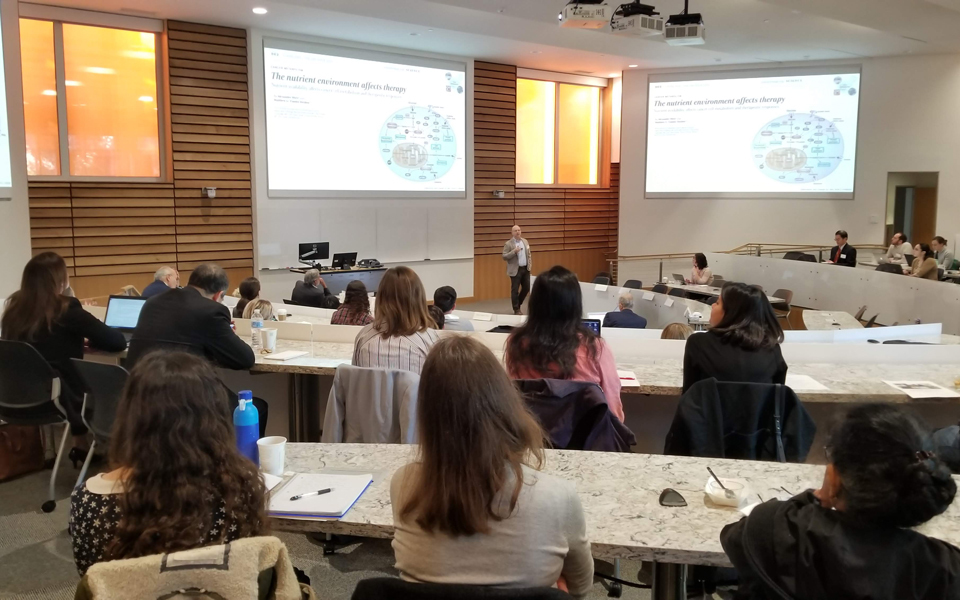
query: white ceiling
35 0 960 74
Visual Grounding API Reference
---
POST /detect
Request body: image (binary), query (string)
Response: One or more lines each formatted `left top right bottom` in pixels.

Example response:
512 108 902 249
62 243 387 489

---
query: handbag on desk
0 424 45 482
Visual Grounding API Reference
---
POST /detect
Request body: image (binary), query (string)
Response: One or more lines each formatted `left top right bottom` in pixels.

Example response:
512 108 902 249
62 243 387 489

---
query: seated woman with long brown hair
352 266 439 374
1 252 127 462
68 351 267 575
331 280 373 326
391 336 594 597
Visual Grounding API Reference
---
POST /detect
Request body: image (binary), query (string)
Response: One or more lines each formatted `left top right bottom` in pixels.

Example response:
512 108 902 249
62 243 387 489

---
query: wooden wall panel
25 20 254 299
473 62 619 300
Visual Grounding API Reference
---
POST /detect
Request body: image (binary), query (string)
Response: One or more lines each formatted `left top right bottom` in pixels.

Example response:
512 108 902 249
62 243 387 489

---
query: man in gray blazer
502 224 532 315
932 236 955 271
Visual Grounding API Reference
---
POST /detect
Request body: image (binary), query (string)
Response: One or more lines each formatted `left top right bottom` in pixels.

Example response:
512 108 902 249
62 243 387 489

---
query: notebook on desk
269 473 373 519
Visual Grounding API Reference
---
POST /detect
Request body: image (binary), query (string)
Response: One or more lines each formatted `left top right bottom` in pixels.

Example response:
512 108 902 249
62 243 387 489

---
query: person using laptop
1 252 127 463
141 266 179 299
290 269 334 308
128 263 268 435
826 230 857 267
602 292 647 329
686 253 715 285
879 232 911 265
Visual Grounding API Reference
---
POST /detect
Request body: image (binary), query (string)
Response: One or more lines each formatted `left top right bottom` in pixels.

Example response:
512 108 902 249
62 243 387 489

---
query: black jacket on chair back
516 378 635 452
664 378 815 462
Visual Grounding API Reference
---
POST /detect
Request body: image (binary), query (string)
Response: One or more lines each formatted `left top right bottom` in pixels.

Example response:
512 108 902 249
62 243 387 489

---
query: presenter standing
503 225 532 315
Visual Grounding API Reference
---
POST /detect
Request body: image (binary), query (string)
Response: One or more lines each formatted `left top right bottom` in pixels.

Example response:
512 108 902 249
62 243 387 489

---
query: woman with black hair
688 253 714 285
682 281 786 392
232 277 260 319
721 404 960 600
505 266 623 421
911 243 940 280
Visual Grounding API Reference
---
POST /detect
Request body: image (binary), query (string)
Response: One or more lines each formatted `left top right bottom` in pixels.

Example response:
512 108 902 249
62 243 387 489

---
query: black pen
290 488 332 501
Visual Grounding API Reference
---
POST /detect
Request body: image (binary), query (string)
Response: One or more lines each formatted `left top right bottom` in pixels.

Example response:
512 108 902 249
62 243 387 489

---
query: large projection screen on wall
263 38 466 198
645 67 861 199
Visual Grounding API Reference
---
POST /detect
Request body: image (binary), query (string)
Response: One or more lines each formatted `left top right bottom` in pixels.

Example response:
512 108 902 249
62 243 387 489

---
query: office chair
592 275 612 285
623 279 642 289
771 289 794 330
853 306 867 321
668 288 687 298
652 284 668 294
71 360 130 484
0 340 72 512
864 315 878 328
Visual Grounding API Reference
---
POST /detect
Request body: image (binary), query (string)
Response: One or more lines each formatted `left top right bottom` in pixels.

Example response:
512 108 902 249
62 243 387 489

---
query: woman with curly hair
68 351 267 574
331 280 373 326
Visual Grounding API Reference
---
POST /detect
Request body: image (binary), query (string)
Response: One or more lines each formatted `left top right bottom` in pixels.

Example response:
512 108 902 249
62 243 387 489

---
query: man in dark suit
140 265 179 298
602 292 647 329
291 269 335 308
826 230 857 267
128 263 268 434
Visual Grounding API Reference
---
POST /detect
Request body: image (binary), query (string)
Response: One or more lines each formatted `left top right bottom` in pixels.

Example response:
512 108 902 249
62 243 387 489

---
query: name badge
840 254 847 259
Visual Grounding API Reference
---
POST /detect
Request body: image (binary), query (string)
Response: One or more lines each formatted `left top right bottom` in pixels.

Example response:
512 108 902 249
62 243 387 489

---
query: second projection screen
645 69 860 198
264 41 466 195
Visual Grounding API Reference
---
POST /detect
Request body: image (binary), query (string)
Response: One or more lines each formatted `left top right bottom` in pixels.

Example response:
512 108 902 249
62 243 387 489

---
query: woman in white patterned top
69 351 266 575
352 266 440 375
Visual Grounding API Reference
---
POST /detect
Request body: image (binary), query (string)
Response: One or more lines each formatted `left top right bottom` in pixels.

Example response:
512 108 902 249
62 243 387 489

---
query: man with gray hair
291 268 335 308
141 265 180 298
602 291 647 329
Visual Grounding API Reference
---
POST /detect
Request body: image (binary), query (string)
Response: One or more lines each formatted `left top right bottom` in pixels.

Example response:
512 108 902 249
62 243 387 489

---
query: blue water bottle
234 390 259 465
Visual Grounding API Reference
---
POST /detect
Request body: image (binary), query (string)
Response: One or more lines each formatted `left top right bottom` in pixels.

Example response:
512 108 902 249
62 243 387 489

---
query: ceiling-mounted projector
665 0 705 45
559 0 611 29
611 2 664 36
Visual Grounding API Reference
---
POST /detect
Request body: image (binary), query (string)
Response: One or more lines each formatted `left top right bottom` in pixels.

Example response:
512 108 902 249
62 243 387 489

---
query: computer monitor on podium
298 242 330 265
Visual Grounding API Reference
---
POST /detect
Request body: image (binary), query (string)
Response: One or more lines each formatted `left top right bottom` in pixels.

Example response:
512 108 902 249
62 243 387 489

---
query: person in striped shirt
352 267 440 374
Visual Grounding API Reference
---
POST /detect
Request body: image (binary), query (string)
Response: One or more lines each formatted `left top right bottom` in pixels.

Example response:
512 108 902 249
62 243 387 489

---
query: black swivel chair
668 288 687 298
623 279 642 289
652 284 668 294
71 359 129 484
352 578 572 600
592 275 612 285
0 340 74 512
783 252 817 262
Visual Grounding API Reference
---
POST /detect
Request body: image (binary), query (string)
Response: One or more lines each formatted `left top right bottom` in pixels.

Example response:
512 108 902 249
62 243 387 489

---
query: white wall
248 29 475 296
0 0 32 297
619 54 960 258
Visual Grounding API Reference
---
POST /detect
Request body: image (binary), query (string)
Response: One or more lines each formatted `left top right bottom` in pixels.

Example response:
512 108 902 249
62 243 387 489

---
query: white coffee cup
258 436 286 476
662 277 669 284
277 308 287 321
261 327 278 352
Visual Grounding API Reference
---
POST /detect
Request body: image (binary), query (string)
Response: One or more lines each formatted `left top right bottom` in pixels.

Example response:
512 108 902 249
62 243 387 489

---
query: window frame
515 72 606 189
19 5 167 182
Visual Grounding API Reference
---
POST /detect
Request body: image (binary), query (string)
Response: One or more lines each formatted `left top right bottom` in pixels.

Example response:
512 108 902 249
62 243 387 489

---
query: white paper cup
262 328 278 352
662 277 669 284
277 308 287 321
257 436 286 476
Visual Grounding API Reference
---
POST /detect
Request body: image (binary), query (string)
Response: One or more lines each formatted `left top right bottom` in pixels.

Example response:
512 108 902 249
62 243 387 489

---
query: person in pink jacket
505 265 624 422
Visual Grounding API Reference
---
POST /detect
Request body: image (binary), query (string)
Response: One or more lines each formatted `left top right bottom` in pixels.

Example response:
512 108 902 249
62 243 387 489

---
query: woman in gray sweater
390 336 595 598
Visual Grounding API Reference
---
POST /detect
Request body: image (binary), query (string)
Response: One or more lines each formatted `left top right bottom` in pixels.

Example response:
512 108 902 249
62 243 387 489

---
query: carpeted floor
0 462 650 599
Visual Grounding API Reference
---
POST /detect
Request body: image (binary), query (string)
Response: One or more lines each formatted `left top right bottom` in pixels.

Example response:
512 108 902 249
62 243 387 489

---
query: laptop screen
104 296 147 330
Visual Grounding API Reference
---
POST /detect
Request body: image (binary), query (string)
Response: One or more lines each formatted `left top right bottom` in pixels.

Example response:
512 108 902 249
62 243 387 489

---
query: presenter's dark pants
510 265 530 312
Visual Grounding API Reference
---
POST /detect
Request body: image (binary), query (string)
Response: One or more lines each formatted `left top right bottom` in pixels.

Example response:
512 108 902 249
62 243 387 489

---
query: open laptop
103 295 147 340
672 273 686 284
331 252 358 270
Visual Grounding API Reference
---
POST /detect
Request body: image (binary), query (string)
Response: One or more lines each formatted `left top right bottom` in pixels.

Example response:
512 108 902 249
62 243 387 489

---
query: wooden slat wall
27 20 253 299
473 62 620 300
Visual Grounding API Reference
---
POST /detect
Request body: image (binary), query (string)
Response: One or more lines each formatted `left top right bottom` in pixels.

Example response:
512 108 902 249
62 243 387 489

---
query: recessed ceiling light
628 64 638 68
85 66 115 75
609 73 619 78
138 96 154 102
252 7 267 15
64 80 81 86
41 89 56 96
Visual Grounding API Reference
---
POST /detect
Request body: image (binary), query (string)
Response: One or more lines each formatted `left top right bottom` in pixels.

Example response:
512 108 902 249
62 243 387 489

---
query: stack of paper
269 473 373 519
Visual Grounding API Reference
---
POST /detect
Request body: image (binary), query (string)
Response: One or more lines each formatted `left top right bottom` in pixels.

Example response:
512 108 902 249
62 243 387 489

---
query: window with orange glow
19 18 161 178
20 19 59 176
516 78 601 186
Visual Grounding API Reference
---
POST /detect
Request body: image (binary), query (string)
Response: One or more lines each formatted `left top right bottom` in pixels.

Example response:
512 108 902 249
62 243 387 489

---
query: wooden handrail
613 243 887 263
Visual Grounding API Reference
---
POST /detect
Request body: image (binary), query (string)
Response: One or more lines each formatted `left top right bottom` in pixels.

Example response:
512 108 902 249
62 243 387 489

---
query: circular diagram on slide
752 113 844 184
379 105 457 182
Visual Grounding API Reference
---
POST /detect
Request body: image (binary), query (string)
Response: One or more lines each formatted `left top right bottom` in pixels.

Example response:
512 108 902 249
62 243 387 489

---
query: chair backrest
772 289 793 306
71 359 129 440
623 279 642 289
876 263 903 274
0 340 60 411
322 364 420 444
592 276 611 285
668 288 687 298
782 251 804 261
652 283 668 294
864 314 878 328
664 378 816 463
516 379 635 452
352 578 572 600
712 275 725 283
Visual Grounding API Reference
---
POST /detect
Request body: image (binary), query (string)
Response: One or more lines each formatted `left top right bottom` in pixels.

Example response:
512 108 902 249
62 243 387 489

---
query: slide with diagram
645 71 860 197
264 45 465 194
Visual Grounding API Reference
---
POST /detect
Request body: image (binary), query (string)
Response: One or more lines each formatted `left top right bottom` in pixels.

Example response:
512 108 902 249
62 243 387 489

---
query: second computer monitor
332 252 358 269
298 242 330 264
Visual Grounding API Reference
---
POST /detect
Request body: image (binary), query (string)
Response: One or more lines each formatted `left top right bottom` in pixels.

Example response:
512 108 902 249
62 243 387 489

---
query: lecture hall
2 1 960 599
